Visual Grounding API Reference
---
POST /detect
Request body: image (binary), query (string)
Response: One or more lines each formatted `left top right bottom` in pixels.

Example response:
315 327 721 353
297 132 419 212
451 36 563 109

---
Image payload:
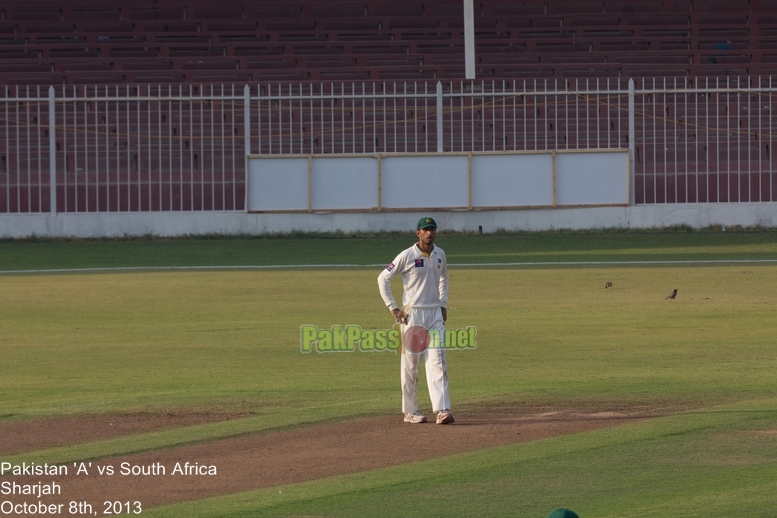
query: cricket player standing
377 217 454 425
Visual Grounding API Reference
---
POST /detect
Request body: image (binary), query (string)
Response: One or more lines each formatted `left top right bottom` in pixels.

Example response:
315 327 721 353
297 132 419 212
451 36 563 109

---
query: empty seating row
0 0 774 85
0 0 764 20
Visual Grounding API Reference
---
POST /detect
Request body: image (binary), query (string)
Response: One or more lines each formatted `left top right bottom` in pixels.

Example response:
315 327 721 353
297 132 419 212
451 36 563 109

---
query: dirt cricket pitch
1 405 654 511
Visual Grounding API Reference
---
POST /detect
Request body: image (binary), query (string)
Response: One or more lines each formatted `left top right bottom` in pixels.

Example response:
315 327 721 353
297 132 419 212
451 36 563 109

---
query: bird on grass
605 282 612 289
665 289 678 300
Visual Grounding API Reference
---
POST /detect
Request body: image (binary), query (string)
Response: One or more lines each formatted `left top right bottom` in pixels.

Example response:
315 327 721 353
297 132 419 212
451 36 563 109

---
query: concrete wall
2 203 777 238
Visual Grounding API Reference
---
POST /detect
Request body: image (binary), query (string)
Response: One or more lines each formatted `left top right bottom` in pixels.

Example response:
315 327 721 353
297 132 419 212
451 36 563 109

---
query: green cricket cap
417 217 437 230
547 509 580 518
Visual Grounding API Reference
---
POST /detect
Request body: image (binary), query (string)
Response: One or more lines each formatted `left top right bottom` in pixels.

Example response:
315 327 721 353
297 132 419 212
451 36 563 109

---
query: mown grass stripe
2 258 777 274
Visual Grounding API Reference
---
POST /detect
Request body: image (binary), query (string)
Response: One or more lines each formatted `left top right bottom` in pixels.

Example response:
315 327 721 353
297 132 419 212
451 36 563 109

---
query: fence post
244 84 251 156
244 85 251 213
628 78 636 206
48 86 56 215
436 81 443 152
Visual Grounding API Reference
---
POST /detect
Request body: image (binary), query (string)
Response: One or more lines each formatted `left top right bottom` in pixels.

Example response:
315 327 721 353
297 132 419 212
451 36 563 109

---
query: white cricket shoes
435 410 454 425
403 411 427 424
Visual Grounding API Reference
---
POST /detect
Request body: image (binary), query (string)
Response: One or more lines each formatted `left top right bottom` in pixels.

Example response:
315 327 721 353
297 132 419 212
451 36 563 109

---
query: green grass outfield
2 229 777 516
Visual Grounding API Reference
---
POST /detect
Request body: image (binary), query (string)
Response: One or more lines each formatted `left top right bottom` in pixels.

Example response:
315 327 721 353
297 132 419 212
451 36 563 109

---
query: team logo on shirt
414 258 424 268
386 263 395 272
438 258 441 270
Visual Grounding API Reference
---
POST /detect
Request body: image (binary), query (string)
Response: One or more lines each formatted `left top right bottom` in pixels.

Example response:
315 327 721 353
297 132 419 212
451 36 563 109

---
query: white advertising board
246 150 629 212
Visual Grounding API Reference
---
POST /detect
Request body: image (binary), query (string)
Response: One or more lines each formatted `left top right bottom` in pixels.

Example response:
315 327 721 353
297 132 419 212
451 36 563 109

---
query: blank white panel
247 157 308 211
312 157 378 210
556 152 629 205
381 156 469 209
247 151 628 212
471 154 553 207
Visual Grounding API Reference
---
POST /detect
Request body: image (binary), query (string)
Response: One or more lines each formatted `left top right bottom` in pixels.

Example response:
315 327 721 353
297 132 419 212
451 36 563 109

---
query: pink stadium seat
207 22 257 33
696 13 748 25
80 22 135 34
130 8 186 21
265 20 317 32
378 69 436 80
373 5 424 17
125 70 186 85
0 63 53 73
250 6 302 19
0 48 41 60
70 73 126 84
483 54 544 66
144 22 200 33
325 19 381 31
293 44 345 56
310 5 366 18
388 18 438 30
621 51 689 64
502 67 556 78
61 61 115 73
49 48 101 59
110 48 163 58
352 44 412 55
24 23 77 35
599 41 651 52
72 9 122 21
219 35 273 46
251 70 310 81
606 1 665 13
192 8 243 20
417 43 465 55
187 70 254 84
9 9 61 21
167 46 225 57
303 57 358 69
550 1 605 14
628 14 690 25
233 45 285 56
489 3 546 16
317 70 372 80
568 15 622 26
697 0 749 11
3 73 66 85
585 29 638 40
245 58 297 70
181 60 241 71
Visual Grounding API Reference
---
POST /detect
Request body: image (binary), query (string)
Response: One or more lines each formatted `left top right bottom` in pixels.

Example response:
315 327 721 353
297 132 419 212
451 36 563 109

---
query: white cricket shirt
377 243 448 311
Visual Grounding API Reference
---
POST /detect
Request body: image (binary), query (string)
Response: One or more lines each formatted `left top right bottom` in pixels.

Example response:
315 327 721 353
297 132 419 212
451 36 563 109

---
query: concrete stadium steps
0 0 775 85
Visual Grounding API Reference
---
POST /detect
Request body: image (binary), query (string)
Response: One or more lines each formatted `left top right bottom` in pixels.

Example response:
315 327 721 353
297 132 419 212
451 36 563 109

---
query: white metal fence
1 77 775 214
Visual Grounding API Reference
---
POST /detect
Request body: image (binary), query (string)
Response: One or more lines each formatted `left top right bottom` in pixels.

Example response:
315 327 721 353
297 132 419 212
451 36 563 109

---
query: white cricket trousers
401 307 450 414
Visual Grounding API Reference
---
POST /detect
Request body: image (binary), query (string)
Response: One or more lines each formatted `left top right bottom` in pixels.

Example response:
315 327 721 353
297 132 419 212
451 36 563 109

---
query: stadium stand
0 0 774 85
2 1 777 212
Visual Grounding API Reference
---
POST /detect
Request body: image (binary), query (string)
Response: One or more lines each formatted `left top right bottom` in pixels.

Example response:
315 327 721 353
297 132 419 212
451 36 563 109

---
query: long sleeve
438 251 448 308
377 254 403 310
